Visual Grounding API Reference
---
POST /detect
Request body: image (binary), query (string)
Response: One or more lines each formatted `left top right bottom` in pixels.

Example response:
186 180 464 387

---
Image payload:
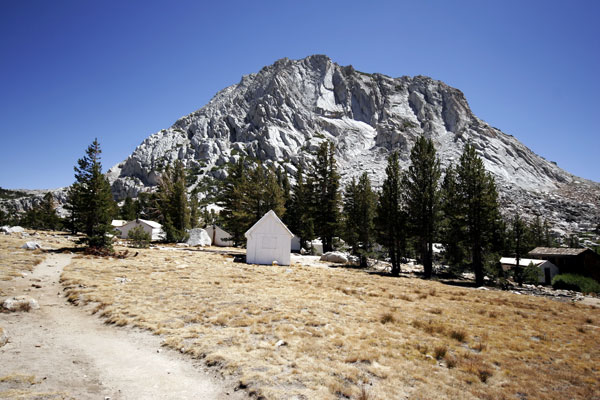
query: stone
21 241 41 250
1 226 24 234
2 296 40 312
320 251 349 264
275 340 286 347
0 327 8 347
185 228 211 247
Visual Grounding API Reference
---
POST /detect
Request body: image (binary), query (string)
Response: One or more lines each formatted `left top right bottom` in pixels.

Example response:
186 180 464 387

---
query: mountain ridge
3 55 599 233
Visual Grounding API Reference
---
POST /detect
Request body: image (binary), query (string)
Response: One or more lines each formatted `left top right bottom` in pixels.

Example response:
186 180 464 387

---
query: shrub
551 274 600 294
128 226 151 248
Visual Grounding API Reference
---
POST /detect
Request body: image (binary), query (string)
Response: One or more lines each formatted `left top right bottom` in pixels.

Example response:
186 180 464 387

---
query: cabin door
544 268 551 285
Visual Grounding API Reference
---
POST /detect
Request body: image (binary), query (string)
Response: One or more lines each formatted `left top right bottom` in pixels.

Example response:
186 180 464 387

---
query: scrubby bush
128 226 151 248
551 274 600 294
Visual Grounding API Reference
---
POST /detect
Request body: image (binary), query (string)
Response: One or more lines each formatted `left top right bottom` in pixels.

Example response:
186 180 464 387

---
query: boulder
1 226 24 234
21 241 41 250
185 228 212 247
0 327 7 347
2 296 40 312
320 251 349 264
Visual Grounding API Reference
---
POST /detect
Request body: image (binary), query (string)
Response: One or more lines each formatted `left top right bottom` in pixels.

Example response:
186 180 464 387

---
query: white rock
0 327 8 347
2 296 40 312
21 241 41 250
185 229 211 247
320 251 349 264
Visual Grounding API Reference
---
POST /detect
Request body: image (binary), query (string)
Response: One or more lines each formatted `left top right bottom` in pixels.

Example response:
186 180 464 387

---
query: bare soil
0 252 245 400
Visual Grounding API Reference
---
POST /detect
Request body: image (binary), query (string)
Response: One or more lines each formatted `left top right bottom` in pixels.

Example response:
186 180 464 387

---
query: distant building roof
138 219 162 229
500 257 547 267
529 247 589 257
111 219 127 227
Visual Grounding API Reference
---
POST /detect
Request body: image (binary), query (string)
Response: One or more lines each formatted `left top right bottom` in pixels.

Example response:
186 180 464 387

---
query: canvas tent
500 257 559 285
118 219 165 241
205 225 233 247
245 210 293 265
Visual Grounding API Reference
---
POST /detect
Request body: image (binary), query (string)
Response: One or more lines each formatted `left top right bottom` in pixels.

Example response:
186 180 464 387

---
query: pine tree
511 212 529 286
157 160 190 242
375 151 407 275
219 159 286 246
219 157 248 246
65 182 85 234
189 190 200 228
288 165 315 249
69 139 117 248
120 196 137 221
343 172 376 267
454 143 502 286
309 141 341 252
402 136 441 279
440 165 466 270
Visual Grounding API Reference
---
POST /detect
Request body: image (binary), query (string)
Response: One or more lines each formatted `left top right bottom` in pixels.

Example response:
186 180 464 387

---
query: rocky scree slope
82 55 600 232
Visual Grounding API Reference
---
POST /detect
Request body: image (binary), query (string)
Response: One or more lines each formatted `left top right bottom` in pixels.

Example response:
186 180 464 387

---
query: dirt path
0 253 245 399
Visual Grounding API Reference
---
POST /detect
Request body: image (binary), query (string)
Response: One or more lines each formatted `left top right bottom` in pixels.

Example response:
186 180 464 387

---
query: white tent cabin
245 210 294 266
205 225 233 247
500 257 559 285
118 219 165 241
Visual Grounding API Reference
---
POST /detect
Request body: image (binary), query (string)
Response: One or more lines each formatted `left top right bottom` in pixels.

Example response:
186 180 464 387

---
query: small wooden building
245 210 293 265
528 247 600 282
499 257 559 285
118 219 165 241
205 225 233 247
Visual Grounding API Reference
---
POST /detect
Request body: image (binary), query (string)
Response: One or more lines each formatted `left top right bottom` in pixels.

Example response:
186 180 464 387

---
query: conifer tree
189 190 200 228
440 165 466 269
219 159 286 246
511 212 529 286
343 172 377 267
375 151 407 275
309 141 341 252
402 136 441 279
68 139 116 248
220 157 248 246
157 160 190 242
120 196 137 221
454 143 502 286
288 165 315 249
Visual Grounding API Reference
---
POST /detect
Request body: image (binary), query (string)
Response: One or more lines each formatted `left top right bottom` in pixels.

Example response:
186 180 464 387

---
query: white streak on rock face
105 55 598 230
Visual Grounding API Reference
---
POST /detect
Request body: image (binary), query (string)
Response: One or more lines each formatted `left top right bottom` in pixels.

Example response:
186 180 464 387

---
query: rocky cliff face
95 55 599 232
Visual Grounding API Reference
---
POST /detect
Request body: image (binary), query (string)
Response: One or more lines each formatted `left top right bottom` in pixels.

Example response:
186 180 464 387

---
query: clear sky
1 0 598 189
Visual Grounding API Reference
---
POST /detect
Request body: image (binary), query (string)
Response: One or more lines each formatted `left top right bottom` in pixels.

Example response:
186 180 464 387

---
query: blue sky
1 0 598 189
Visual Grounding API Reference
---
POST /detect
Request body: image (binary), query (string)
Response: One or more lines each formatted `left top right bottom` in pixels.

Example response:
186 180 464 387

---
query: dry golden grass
61 246 600 400
0 232 45 282
0 373 72 400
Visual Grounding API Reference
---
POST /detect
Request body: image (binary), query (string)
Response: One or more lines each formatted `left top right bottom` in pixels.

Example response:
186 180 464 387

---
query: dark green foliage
309 141 341 253
402 136 441 279
219 158 286 246
120 197 137 221
19 192 62 230
552 274 600 294
511 213 530 286
287 165 315 249
136 192 161 221
375 151 407 275
442 143 503 286
440 166 466 270
128 225 151 248
342 173 377 267
157 160 190 242
189 190 200 228
67 139 117 248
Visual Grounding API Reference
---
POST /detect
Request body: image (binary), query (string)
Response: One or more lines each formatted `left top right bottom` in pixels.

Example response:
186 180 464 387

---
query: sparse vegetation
552 273 600 294
60 244 600 399
127 226 150 248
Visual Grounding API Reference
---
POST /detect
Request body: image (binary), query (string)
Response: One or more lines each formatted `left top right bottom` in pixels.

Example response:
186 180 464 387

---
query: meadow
60 245 599 399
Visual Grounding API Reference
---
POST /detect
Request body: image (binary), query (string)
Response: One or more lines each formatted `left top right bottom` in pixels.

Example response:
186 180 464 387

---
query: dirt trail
0 253 245 399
